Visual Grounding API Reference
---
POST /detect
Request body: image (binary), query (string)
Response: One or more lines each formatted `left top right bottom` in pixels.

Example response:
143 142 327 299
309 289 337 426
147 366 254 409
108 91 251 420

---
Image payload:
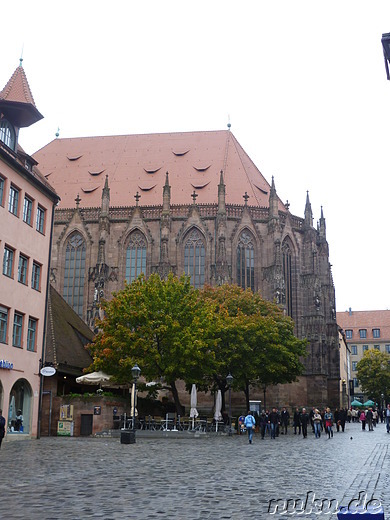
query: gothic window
236 230 255 291
63 232 86 317
282 240 293 317
0 119 16 150
125 231 147 283
184 228 205 288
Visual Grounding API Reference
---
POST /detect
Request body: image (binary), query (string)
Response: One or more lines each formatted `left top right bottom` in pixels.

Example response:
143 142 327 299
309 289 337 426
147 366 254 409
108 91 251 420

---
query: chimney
348 307 352 316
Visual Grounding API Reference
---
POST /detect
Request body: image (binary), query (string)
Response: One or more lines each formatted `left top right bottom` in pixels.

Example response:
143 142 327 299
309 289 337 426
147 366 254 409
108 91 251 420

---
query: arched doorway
8 379 32 434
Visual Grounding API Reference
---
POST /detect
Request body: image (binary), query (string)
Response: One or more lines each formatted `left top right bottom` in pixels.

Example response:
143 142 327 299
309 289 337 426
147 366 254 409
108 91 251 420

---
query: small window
18 254 28 285
3 246 14 277
374 345 380 351
351 345 357 355
36 205 45 233
363 345 368 352
27 317 37 352
345 330 353 339
0 176 5 206
12 312 23 348
359 329 367 339
353 378 359 388
23 197 33 225
0 119 16 150
0 306 8 343
8 185 19 216
31 262 41 291
386 345 390 354
373 328 380 339
352 361 358 371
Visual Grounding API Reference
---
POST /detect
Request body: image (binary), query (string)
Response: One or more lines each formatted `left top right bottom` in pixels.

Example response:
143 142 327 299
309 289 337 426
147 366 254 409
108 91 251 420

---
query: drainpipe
37 202 56 439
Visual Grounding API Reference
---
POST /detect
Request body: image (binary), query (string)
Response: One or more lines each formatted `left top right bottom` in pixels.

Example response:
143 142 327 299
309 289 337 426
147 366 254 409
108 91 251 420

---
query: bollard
337 505 384 519
120 429 135 444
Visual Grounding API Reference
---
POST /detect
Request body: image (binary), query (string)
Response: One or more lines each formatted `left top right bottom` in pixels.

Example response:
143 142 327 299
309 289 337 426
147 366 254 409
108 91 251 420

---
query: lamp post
131 363 141 442
226 372 233 436
381 393 385 413
381 33 390 80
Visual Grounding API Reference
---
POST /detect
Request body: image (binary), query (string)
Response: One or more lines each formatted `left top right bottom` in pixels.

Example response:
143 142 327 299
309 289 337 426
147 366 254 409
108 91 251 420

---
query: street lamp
131 363 141 442
226 372 233 436
381 33 390 80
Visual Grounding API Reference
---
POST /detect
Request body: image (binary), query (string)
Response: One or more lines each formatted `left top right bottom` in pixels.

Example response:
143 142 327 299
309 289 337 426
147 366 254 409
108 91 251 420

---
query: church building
33 129 340 408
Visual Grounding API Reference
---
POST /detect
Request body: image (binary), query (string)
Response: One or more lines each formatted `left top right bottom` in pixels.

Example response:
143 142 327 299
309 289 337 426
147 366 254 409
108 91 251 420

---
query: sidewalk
0 421 388 519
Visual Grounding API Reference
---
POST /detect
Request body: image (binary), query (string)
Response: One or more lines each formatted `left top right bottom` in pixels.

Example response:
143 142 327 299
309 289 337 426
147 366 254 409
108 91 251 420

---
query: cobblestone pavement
0 422 389 520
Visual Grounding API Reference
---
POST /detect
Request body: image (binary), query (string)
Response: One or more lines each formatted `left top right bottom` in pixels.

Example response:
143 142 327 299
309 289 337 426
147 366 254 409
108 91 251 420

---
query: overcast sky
2 1 390 313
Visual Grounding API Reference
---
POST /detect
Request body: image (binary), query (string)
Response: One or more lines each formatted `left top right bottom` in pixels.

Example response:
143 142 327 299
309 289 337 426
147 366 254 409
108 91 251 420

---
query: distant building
33 129 340 409
337 308 390 402
0 63 59 438
338 328 351 409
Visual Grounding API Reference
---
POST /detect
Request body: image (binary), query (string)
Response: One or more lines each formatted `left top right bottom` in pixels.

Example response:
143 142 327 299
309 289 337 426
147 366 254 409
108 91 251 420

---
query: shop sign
40 366 56 376
0 359 13 370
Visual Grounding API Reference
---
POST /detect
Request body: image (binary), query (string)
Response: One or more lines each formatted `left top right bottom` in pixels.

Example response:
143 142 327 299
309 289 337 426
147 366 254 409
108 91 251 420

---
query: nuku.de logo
267 490 382 515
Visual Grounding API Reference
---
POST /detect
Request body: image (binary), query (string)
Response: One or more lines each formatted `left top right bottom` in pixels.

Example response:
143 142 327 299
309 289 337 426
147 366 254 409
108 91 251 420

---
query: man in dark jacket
0 409 5 449
268 408 279 440
280 407 290 434
300 408 310 438
293 407 301 435
259 412 268 439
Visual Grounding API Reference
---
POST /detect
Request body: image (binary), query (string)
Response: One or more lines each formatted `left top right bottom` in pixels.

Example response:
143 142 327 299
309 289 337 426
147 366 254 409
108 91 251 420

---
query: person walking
0 409 5 449
280 407 290 435
324 407 334 439
259 412 268 440
366 408 374 431
386 404 390 433
300 408 310 439
360 410 366 431
268 408 279 440
338 408 347 433
313 409 322 439
244 411 256 444
293 407 301 435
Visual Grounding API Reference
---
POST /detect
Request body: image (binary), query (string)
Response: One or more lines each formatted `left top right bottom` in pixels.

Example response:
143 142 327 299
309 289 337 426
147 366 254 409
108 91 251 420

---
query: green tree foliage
356 349 390 403
200 284 307 410
88 273 217 414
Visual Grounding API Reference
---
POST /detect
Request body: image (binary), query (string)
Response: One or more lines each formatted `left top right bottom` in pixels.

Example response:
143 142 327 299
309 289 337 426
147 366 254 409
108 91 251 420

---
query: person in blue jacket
244 411 256 444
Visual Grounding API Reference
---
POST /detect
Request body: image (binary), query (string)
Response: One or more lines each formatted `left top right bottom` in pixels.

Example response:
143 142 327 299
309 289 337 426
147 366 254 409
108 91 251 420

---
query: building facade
0 64 59 438
337 309 390 402
33 130 340 408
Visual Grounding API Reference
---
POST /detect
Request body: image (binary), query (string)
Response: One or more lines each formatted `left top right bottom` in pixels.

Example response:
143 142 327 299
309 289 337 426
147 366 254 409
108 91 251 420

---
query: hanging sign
0 360 13 370
40 366 56 376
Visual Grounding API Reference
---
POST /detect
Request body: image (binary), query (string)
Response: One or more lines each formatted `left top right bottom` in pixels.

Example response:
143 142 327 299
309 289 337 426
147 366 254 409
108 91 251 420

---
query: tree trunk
169 381 184 415
244 381 250 412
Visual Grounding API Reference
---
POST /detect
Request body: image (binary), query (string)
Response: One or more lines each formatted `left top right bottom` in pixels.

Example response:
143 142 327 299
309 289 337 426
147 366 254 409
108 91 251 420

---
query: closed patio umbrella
190 384 198 429
214 390 222 431
76 371 111 385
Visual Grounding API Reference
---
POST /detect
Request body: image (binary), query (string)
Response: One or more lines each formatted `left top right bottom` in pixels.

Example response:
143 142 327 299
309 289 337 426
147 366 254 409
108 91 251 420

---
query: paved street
1 422 389 520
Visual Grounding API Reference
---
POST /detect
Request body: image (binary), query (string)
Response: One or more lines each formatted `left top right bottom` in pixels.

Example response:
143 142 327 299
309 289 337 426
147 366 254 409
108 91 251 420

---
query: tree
356 349 390 404
88 273 217 414
200 284 307 410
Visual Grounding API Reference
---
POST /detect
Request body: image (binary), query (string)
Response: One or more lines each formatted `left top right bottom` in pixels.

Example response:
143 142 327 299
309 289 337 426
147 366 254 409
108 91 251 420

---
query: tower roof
0 64 43 127
33 130 287 210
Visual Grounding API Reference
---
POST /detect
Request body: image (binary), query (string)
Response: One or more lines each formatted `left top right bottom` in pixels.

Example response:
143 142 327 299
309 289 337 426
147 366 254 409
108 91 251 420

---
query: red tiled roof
33 130 287 209
0 65 37 106
337 310 390 341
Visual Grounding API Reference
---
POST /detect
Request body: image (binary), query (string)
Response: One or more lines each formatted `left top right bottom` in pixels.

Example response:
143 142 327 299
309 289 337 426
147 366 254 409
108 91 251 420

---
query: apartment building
337 308 390 401
0 63 59 437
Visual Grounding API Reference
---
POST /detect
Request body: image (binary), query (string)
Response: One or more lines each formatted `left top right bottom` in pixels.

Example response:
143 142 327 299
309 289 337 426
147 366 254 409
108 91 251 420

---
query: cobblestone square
1 422 389 520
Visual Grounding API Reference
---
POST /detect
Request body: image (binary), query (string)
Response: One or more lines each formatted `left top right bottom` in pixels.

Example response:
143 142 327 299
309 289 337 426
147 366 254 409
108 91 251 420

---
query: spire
101 175 110 216
0 64 43 127
319 205 326 240
218 170 226 214
304 191 313 228
162 171 171 215
269 176 279 220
